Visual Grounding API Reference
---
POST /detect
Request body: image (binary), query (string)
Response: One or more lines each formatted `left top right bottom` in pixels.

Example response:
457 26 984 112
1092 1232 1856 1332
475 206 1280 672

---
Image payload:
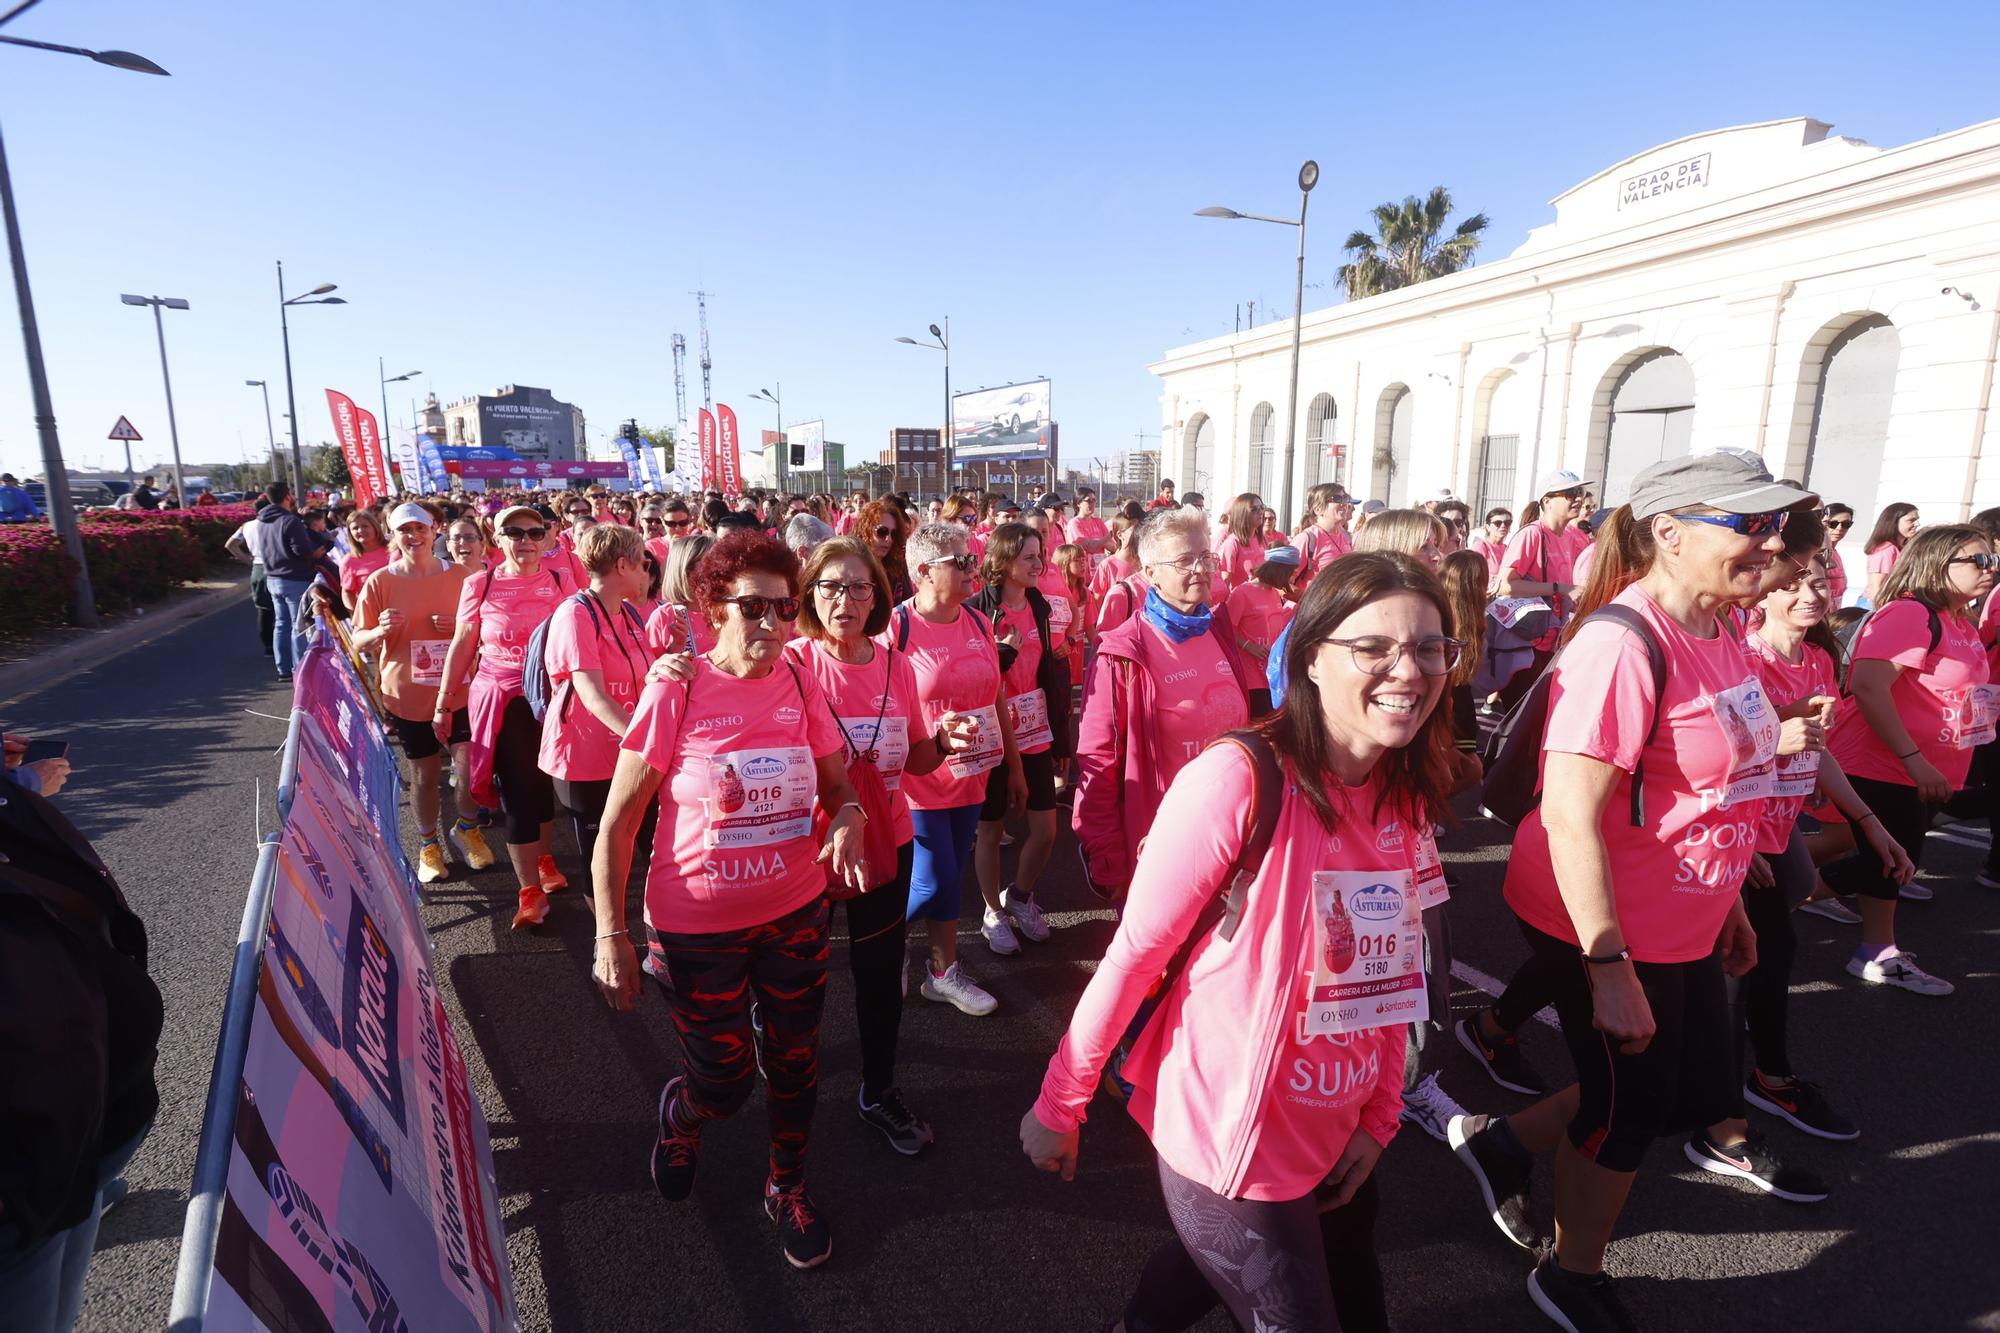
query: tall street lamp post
120 294 189 506
0 27 170 625
895 319 950 491
277 263 343 493
749 385 782 490
1197 160 1319 526
245 379 277 483
380 360 421 491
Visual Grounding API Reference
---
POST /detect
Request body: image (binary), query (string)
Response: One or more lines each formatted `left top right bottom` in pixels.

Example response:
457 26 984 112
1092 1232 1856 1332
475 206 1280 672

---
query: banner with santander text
326 389 382 506
698 408 718 491
716 403 742 495
355 404 396 500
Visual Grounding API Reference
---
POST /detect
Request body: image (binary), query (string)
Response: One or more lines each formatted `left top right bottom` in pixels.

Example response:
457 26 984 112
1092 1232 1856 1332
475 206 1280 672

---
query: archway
1372 384 1412 506
1246 402 1275 498
1305 393 1341 488
1587 347 1694 507
1183 413 1216 494
1468 369 1526 516
1800 315 1898 511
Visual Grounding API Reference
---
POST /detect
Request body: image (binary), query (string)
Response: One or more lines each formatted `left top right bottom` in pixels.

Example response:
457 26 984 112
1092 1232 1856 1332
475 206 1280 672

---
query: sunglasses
1949 553 2000 570
715 595 800 621
666 518 693 529
1674 510 1789 538
501 525 549 541
924 554 979 573
643 517 667 528
874 526 898 540
1825 518 1854 530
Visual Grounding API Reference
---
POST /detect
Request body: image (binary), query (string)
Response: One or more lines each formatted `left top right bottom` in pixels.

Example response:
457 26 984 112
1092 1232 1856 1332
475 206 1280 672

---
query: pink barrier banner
455 459 629 480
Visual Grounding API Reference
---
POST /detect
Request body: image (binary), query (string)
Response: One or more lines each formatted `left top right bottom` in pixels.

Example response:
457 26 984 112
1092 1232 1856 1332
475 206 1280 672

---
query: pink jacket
1036 742 1406 1199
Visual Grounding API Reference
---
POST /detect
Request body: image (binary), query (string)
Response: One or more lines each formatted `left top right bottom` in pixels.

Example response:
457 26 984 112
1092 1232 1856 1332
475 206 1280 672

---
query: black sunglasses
1949 553 2000 570
501 525 548 541
874 526 897 540
665 517 693 529
715 594 800 621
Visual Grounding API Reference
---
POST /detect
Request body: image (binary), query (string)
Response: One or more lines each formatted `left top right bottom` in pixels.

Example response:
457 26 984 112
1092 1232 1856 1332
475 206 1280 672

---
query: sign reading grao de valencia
1619 152 1712 209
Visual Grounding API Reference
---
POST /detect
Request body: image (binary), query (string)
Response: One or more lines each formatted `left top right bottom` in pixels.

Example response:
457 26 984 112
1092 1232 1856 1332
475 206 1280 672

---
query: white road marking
1450 959 1558 1029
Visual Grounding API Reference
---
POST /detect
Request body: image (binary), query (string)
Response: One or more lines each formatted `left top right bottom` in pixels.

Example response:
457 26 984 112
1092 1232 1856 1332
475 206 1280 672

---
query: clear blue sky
2 0 1996 484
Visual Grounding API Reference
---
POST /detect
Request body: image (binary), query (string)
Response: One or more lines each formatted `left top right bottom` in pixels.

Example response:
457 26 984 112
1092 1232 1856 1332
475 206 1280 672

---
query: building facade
1151 117 2000 528
442 385 586 462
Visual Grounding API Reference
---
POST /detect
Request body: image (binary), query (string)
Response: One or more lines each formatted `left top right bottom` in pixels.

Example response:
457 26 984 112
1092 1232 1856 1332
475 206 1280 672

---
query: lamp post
895 319 951 490
277 263 344 494
1197 160 1319 526
245 379 277 484
0 29 170 625
120 294 189 507
749 385 782 490
379 360 421 492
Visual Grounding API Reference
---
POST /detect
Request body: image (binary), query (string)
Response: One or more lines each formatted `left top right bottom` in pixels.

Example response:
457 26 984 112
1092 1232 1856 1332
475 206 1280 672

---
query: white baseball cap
389 501 435 530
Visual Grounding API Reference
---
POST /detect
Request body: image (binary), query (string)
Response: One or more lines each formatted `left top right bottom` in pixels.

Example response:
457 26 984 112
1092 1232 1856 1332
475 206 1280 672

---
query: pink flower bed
0 502 261 628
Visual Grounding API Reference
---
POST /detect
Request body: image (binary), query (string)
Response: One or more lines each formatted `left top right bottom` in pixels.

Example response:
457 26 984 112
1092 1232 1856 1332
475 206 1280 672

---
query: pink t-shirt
1213 533 1265 604
1503 586 1780 964
1866 544 1900 584
1826 547 1849 604
1036 568 1081 650
1139 620 1253 779
645 536 673 571
1742 634 1837 854
785 639 929 848
1501 521 1590 651
539 593 651 782
1092 554 1139 600
1829 599 1990 789
1227 581 1295 656
340 547 391 604
623 659 845 934
886 603 1004 810
995 599 1049 757
1469 535 1505 583
455 564 574 689
1069 514 1110 556
1571 540 1598 592
644 601 718 658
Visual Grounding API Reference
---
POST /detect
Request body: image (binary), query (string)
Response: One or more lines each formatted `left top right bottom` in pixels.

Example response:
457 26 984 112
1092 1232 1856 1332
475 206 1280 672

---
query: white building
1150 116 2000 530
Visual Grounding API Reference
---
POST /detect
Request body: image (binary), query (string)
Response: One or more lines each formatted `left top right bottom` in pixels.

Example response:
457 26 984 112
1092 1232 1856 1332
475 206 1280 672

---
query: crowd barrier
169 624 516 1331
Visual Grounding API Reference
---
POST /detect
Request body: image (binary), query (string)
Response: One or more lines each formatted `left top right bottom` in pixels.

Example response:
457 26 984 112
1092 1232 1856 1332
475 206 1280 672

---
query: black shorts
392 708 469 762
981 750 1057 819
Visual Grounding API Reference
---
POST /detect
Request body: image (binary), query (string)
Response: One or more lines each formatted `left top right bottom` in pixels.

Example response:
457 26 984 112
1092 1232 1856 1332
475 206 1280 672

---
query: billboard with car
952 379 1052 461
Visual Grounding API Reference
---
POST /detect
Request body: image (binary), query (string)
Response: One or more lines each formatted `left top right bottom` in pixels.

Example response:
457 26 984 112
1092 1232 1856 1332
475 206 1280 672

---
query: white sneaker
1798 897 1863 924
1846 950 1954 996
981 908 1022 956
1898 881 1935 902
1398 1072 1466 1144
1002 885 1051 943
920 961 997 1016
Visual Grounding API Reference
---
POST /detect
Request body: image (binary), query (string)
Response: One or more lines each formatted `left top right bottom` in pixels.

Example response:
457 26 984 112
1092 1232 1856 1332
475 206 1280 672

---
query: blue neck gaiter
1144 586 1214 644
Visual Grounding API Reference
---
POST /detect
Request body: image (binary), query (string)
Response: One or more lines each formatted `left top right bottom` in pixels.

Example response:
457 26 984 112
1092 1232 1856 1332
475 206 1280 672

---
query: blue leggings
908 803 981 924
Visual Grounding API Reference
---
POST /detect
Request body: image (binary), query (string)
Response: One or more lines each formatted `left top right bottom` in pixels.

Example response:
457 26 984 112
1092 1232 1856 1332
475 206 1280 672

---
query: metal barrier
166 829 285 1332
273 707 302 825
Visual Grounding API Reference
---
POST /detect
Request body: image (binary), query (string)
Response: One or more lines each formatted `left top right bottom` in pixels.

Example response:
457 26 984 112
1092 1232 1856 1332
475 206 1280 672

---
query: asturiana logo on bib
1738 685 1769 719
1349 881 1405 921
742 755 787 779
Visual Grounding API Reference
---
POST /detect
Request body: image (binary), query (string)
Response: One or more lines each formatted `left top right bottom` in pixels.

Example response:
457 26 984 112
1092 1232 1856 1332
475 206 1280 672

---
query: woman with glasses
1447 453 1807 1332
893 522 1026 1017
1818 524 1993 996
1472 508 1513 582
1074 508 1260 901
1494 471 1592 713
940 495 985 560
587 531 866 1272
435 504 578 930
1025 551 1458 1332
1820 503 1855 604
1862 502 1920 605
640 504 673 568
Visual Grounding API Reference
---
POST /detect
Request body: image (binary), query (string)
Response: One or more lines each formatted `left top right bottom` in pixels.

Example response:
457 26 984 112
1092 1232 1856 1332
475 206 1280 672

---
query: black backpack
1836 597 1941 692
523 591 645 724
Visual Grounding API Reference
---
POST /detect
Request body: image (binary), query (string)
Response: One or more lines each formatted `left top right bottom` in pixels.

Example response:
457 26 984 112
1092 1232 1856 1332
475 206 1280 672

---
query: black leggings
1732 833 1808 1089
1492 945 1563 1034
838 842 915 1101
1123 1157 1387 1333
493 695 555 845
554 776 613 871
1825 774 1933 901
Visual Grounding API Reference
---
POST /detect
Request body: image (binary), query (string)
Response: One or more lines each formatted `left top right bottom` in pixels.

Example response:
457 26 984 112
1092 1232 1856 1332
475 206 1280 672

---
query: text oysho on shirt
1139 619 1251 781
455 565 573 689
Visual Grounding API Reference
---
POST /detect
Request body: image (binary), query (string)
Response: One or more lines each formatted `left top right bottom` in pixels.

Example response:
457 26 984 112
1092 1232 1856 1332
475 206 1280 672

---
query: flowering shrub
0 523 80 627
0 502 259 628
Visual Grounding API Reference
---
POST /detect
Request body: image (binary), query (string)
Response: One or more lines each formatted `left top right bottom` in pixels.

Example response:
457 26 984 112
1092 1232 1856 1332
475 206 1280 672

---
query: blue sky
2 0 1996 485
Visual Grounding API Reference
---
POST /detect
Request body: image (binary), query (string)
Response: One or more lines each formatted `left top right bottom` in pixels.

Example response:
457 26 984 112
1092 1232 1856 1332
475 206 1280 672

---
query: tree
1338 186 1489 301
636 424 675 471
305 444 350 491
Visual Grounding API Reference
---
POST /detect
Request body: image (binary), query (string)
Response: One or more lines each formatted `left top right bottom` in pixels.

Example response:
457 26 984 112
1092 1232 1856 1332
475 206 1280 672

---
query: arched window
1469 370 1526 515
1305 394 1340 486
1246 403 1275 496
1372 385 1412 505
1183 413 1215 494
1802 316 1898 512
1588 348 1693 506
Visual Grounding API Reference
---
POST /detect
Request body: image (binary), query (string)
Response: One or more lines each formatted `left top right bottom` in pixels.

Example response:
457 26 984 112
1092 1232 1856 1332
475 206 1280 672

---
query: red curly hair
692 529 801 626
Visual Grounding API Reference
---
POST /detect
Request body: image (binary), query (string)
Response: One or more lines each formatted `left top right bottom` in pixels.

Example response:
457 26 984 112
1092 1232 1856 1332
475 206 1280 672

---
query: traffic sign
108 415 143 441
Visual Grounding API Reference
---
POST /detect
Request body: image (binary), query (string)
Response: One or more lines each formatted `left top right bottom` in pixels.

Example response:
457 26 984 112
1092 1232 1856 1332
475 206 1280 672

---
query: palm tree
1338 186 1489 301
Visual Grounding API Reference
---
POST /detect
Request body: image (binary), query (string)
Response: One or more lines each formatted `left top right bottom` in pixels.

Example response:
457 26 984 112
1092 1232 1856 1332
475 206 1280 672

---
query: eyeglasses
1673 510 1789 537
1320 635 1464 677
1490 518 1513 527
1949 553 2000 570
643 517 667 528
566 509 590 518
1152 551 1221 573
1824 518 1854 531
715 595 800 621
665 517 693 530
874 526 898 540
501 526 548 541
812 579 876 602
924 554 979 574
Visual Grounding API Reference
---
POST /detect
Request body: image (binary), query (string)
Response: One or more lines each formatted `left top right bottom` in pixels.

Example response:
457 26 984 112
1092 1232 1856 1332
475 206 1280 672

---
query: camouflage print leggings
655 896 829 1188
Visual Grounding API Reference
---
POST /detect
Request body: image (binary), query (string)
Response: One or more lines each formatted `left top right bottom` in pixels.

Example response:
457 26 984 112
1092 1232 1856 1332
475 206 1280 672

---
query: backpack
523 591 646 723
892 601 991 652
1836 597 1942 693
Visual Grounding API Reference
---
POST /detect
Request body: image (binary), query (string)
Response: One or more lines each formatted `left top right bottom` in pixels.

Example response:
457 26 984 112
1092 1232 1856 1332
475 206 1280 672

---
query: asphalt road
16 598 1999 1331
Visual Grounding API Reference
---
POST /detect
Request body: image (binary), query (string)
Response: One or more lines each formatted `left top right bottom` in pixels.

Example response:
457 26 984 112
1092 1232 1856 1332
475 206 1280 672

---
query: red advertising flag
698 409 718 490
324 389 378 505
354 405 393 501
716 404 742 495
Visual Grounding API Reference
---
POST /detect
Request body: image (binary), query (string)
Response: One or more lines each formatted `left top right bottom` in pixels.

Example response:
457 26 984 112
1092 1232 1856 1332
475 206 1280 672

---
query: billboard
952 379 1052 461
787 419 826 470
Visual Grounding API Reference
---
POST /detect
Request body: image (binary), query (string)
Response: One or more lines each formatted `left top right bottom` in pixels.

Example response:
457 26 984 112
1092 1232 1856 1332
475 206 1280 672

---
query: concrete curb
0 575 251 708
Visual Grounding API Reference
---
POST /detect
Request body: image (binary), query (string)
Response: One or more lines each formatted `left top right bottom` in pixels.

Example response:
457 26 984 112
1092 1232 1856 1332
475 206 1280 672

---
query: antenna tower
691 290 714 410
671 333 689 427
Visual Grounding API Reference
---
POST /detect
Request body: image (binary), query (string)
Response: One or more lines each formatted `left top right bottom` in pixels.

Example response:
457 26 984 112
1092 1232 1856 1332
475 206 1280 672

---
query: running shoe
1400 1072 1466 1144
1447 1113 1543 1252
1527 1253 1636 1333
1977 868 2000 890
1002 884 1051 943
1683 1131 1828 1203
449 821 496 871
511 886 549 930
858 1087 935 1155
538 855 569 892
1898 881 1934 902
98 1177 130 1216
764 1180 832 1269
478 805 502 829
416 841 449 884
650 1076 701 1201
981 908 1022 956
1847 949 1954 995
1797 896 1862 924
999 828 1016 846
1455 1015 1547 1095
920 961 998 1016
1743 1075 1859 1142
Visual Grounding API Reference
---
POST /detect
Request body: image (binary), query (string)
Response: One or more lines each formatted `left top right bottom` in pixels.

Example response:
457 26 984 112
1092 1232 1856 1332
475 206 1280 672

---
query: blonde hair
662 533 713 604
577 521 644 576
1354 508 1445 561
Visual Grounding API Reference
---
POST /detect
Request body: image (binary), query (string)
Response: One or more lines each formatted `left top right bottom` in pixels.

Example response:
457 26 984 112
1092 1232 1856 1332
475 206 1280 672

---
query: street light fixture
895 318 950 490
120 294 190 508
245 379 278 484
277 264 344 493
379 361 421 490
1197 159 1319 526
0 22 168 625
749 386 782 488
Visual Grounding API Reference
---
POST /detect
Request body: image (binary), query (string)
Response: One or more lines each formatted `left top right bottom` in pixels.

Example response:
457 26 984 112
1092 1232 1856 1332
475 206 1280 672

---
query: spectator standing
243 481 326 680
0 473 40 523
131 475 160 511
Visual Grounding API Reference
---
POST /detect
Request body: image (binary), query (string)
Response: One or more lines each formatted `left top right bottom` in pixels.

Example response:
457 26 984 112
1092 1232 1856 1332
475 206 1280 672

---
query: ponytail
1564 505 1655 642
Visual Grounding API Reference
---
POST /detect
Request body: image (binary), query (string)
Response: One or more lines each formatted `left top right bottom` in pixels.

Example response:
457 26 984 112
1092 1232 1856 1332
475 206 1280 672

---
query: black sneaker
1455 1015 1547 1095
1527 1254 1637 1333
858 1087 935 1156
1683 1131 1828 1203
650 1076 702 1202
1447 1113 1543 1251
1742 1075 1859 1142
764 1180 832 1269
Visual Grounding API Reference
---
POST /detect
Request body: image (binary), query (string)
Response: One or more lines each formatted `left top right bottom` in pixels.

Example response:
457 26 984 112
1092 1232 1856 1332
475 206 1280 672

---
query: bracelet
1857 811 1881 824
1581 946 1632 965
837 800 866 822
1896 748 1920 760
594 930 626 941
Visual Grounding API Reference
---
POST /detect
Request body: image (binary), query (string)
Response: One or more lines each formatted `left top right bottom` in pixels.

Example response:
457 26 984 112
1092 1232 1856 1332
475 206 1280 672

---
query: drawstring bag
811 656 902 892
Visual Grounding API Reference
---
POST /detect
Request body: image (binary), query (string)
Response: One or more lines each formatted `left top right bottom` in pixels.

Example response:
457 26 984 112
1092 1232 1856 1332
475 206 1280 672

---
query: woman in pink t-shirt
1066 488 1111 570
587 532 866 1270
1469 507 1512 583
1024 552 1457 1330
1860 501 1918 604
1225 547 1299 662
435 503 578 929
643 534 719 660
1212 492 1268 604
336 507 392 609
1290 484 1356 598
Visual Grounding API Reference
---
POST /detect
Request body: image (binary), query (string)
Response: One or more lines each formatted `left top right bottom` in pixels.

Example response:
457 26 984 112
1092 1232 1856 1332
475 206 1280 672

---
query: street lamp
120 294 189 507
379 360 421 491
245 379 277 483
749 385 782 489
277 264 344 494
895 319 951 490
0 25 170 626
1197 159 1319 526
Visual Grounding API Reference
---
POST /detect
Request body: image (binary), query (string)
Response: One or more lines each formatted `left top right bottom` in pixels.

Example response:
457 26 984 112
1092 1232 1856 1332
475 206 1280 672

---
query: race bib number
1709 679 1778 810
1954 684 2000 750
1007 689 1053 752
410 638 450 686
1301 870 1427 1038
944 704 1004 780
1046 595 1074 644
703 747 816 849
1412 826 1450 909
839 715 911 791
1488 596 1549 629
1771 748 1822 799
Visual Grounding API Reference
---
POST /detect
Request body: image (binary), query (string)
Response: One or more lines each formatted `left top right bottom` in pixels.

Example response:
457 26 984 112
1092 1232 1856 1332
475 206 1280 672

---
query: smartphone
21 739 67 764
